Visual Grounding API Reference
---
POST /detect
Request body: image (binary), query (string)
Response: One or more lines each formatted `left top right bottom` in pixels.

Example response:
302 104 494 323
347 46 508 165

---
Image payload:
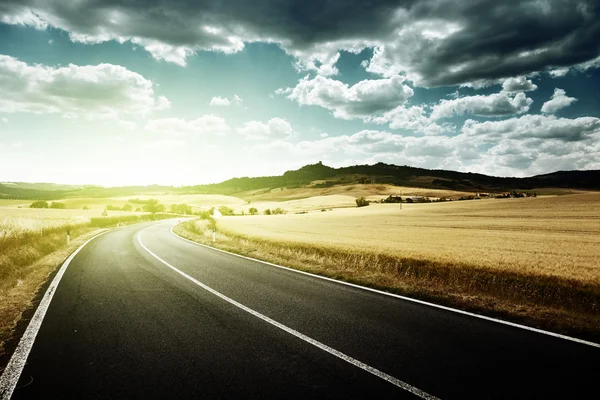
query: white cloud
48 39 53 45
145 115 230 136
209 94 243 106
1 117 7 123
501 77 538 93
549 68 569 78
237 118 294 140
142 139 186 151
282 75 413 119
372 105 448 135
0 54 169 120
541 88 577 113
462 114 600 142
431 92 532 120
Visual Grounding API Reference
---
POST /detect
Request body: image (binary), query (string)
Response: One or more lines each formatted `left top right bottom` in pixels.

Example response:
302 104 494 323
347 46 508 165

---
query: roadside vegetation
174 193 600 342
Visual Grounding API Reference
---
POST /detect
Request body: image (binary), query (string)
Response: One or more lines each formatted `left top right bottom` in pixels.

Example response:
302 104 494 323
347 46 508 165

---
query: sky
0 1 599 186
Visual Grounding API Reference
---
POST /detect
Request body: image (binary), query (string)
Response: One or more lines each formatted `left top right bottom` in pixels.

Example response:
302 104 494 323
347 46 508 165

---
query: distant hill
2 162 599 199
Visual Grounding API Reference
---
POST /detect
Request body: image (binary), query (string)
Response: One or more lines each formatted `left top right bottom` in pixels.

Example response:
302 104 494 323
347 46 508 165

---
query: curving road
3 220 599 399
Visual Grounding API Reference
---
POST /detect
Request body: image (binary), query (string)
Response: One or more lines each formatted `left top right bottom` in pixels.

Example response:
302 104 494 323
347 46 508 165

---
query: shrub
272 208 286 215
264 208 272 215
122 204 133 212
382 195 402 204
49 202 66 209
106 205 121 211
30 200 48 209
355 197 369 207
170 203 192 215
248 207 258 215
218 206 235 216
143 199 166 214
82 206 89 210
135 207 142 212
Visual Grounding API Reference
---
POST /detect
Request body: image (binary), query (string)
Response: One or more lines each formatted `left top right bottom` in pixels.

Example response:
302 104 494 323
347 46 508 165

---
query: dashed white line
0 231 109 400
138 232 440 400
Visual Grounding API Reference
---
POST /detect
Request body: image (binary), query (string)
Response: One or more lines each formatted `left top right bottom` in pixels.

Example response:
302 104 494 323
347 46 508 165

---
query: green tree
50 202 66 209
264 208 272 215
248 207 258 215
122 203 133 211
143 199 166 214
30 200 48 208
218 205 235 216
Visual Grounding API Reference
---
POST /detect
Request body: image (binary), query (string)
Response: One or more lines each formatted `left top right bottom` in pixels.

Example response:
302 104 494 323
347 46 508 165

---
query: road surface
3 220 599 399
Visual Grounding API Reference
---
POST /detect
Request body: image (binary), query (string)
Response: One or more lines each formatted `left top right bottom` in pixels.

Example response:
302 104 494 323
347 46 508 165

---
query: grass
175 193 600 342
237 183 473 202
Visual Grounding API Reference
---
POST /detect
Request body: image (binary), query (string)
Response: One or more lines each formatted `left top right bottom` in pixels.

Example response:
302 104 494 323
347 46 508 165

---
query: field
220 194 600 283
176 192 600 339
237 183 474 202
112 194 246 210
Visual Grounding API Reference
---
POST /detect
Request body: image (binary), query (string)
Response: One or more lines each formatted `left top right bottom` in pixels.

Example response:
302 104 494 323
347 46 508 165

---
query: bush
50 202 66 209
264 208 272 215
30 200 48 209
218 206 235 216
170 203 192 215
106 205 121 211
143 199 166 214
122 204 133 212
248 207 258 215
135 207 142 212
355 197 369 207
381 195 402 204
82 206 89 210
272 208 286 215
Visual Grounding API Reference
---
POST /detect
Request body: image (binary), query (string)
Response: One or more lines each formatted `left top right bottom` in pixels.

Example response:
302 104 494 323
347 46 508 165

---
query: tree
143 198 165 214
248 207 258 215
355 197 369 207
50 202 66 209
218 205 235 216
122 203 133 212
170 203 192 215
264 208 272 215
30 200 48 208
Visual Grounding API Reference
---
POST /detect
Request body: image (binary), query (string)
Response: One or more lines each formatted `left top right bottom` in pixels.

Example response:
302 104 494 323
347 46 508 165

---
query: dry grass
176 192 600 341
237 183 473 202
0 215 102 355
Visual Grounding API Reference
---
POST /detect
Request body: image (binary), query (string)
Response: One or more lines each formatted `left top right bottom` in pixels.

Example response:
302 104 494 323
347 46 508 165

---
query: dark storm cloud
1 0 599 85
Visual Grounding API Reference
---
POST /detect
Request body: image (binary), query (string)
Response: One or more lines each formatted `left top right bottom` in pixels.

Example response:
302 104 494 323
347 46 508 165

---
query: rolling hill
2 162 599 200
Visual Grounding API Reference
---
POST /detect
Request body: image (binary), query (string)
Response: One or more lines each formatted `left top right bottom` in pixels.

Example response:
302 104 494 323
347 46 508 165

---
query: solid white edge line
0 230 110 399
138 232 440 400
169 225 600 349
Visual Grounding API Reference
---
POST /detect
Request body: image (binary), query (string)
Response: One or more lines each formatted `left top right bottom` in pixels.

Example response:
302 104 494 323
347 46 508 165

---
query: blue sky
0 1 599 186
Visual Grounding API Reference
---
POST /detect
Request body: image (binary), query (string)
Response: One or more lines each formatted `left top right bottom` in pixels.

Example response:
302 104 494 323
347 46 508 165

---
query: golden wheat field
219 193 600 284
237 183 474 202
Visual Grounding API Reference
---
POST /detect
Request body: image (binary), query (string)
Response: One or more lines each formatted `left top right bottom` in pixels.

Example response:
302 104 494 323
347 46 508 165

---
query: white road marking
170 225 600 349
0 231 109 400
138 233 440 400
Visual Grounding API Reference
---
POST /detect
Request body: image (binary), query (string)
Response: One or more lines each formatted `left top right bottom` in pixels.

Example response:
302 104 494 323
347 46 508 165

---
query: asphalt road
5 220 600 399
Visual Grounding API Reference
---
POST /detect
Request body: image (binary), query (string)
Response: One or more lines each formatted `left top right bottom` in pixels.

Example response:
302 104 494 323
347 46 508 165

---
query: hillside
2 162 600 200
